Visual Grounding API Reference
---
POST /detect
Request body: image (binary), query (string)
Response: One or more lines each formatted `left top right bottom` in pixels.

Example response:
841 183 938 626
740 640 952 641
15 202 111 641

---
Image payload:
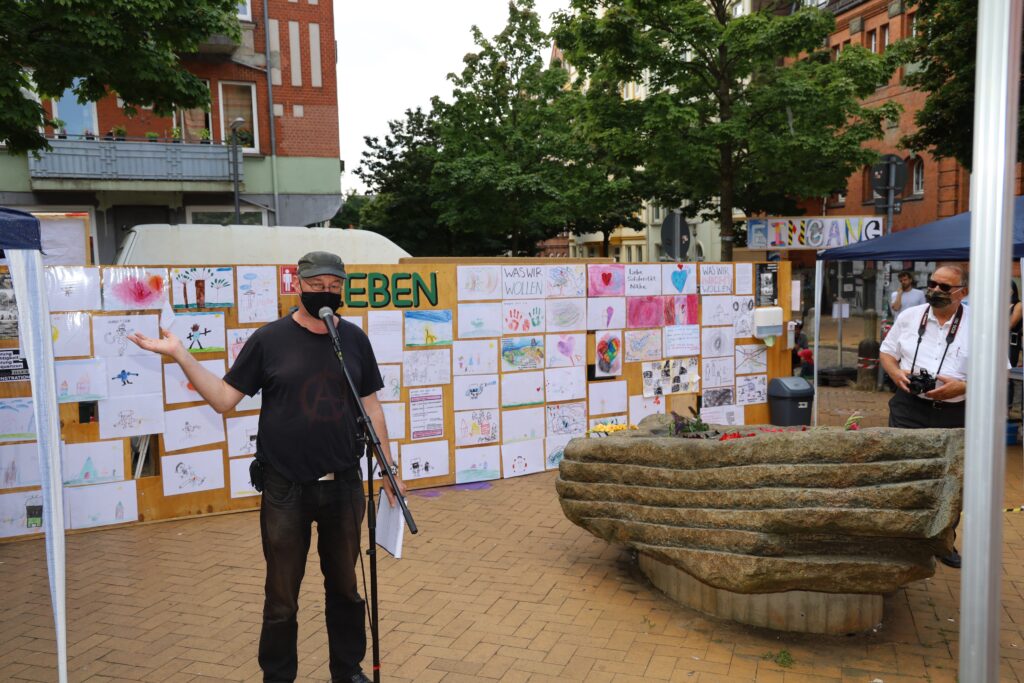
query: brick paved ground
3 385 1024 682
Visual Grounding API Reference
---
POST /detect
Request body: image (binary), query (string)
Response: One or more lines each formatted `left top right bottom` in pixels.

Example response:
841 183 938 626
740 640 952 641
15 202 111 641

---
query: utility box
768 377 814 426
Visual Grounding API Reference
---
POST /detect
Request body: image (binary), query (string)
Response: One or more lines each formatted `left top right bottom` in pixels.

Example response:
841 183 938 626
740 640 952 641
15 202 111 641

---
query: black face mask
925 290 952 308
300 291 342 318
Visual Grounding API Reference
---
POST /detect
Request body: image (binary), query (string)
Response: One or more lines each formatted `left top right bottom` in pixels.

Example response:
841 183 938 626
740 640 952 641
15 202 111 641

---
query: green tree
1 0 240 154
554 0 899 260
331 191 371 228
899 0 1016 170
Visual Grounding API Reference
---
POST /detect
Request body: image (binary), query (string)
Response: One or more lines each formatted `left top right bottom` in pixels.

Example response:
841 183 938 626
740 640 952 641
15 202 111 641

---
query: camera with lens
906 369 937 395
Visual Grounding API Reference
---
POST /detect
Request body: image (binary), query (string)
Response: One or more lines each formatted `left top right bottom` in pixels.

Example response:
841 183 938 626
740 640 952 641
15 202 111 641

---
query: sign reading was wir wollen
747 216 883 250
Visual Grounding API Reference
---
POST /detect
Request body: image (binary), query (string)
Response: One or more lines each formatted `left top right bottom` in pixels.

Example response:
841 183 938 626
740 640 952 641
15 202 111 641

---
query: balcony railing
28 135 243 182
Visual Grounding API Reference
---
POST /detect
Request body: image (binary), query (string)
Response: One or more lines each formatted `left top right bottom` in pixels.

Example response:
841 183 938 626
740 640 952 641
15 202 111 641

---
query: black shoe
349 672 372 683
938 549 962 569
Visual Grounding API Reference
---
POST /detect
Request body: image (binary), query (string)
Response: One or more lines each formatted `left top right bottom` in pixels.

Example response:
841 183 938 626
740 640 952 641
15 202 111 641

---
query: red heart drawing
601 272 612 286
676 264 684 270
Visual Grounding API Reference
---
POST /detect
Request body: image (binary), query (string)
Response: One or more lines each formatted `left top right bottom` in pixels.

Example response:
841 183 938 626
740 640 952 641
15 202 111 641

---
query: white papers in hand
376 495 406 559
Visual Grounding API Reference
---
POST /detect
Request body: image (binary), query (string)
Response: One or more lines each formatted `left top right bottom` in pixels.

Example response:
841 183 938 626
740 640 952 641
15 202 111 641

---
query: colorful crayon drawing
664 294 699 325
594 330 622 377
405 309 453 346
545 264 586 298
102 267 168 311
501 336 545 371
626 296 664 328
587 264 625 296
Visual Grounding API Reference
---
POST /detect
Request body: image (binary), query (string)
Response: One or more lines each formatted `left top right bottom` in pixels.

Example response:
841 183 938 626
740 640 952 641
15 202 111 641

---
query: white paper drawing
544 367 586 403
545 333 585 368
501 264 545 299
624 329 662 363
501 439 544 478
702 356 735 389
501 335 544 372
701 296 734 327
735 344 769 374
733 296 755 338
502 407 545 444
735 263 754 295
226 328 256 367
736 374 768 405
367 311 404 363
98 393 164 439
45 266 102 311
701 326 735 358
545 401 586 438
699 263 734 294
544 264 586 298
161 448 225 496
226 414 260 457
405 309 453 347
164 359 226 404
457 265 503 301
501 371 544 408
403 349 451 387
703 387 735 408
454 408 500 447
229 456 259 498
55 359 108 402
63 480 138 530
457 303 502 339
0 489 44 538
624 264 662 296
629 395 665 425
377 365 402 402
409 386 444 440
102 267 169 311
236 266 279 322
62 440 124 486
453 339 499 375
171 266 235 309
545 298 586 332
453 374 499 411
455 445 502 483
382 402 406 440
0 442 40 487
586 297 626 330
662 263 697 295
701 404 745 426
51 312 91 358
641 358 700 397
92 314 159 357
588 380 627 416
162 404 225 453
502 299 545 334
663 325 700 357
105 354 163 398
545 433 573 470
400 440 450 480
0 398 35 442
169 311 226 353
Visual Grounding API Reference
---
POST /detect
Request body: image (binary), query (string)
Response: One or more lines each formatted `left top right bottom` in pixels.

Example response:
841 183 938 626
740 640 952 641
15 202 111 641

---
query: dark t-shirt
224 315 383 482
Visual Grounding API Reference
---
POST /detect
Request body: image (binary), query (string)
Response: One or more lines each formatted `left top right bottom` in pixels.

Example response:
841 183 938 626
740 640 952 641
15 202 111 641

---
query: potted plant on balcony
198 128 212 144
145 131 159 142
83 130 95 141
170 127 183 143
112 125 127 141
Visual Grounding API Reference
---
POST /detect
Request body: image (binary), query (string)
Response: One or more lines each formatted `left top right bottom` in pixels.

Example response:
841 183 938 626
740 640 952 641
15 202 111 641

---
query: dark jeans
259 464 366 683
888 389 966 429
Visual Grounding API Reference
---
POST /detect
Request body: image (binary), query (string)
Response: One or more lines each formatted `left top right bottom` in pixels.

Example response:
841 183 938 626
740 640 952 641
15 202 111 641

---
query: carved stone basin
556 417 963 633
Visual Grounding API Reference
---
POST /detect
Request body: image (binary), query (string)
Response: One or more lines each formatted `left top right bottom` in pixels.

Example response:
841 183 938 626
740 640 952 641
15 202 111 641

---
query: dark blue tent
0 207 42 251
818 195 1024 261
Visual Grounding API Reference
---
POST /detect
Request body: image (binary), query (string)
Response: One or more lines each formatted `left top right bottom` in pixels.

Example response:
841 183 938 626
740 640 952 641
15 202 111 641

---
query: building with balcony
0 0 342 264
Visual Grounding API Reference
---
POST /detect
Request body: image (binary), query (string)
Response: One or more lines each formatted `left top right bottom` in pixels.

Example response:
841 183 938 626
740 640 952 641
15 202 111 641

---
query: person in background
791 321 808 373
1009 281 1022 407
890 270 926 320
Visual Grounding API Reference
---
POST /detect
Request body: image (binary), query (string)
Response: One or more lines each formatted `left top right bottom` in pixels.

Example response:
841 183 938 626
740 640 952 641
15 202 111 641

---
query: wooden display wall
0 260 791 540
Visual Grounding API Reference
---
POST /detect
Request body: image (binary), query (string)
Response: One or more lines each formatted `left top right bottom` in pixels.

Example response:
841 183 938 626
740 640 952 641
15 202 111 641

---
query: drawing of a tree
209 276 230 305
173 268 195 308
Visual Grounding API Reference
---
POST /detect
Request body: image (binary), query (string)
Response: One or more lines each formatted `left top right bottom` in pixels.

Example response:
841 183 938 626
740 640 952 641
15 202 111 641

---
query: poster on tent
699 264 733 294
403 349 450 387
400 440 450 481
502 300 545 334
624 329 662 363
0 398 35 442
92 314 159 358
169 312 226 354
629 395 664 425
586 297 625 330
226 414 260 457
736 374 768 405
594 330 623 378
236 266 279 322
227 328 256 367
377 365 402 402
736 344 769 374
502 407 545 444
501 439 544 478
102 267 169 311
171 266 235 309
454 408 500 447
453 374 499 411
662 263 697 295
588 264 625 297
545 264 586 298
588 380 627 415
367 310 403 363
545 298 586 332
544 366 586 403
51 312 91 358
501 336 544 372
500 371 544 408
545 434 572 470
105 354 163 398
98 393 164 439
62 440 124 486
162 448 225 496
163 404 226 452
45 266 102 311
54 359 108 403
625 264 661 296
229 456 259 498
0 442 40 488
545 401 586 438
0 489 43 538
501 264 545 299
63 480 138 530
165 359 226 404
455 445 501 483
457 265 503 301
457 303 502 339
545 333 585 368
453 339 499 375
405 309 453 347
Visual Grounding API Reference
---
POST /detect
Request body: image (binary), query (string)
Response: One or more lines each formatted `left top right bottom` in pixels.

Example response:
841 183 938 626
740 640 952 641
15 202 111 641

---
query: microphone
318 307 342 349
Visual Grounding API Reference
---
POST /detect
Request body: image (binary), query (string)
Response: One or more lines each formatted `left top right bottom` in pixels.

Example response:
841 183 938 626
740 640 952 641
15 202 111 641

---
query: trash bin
767 377 815 426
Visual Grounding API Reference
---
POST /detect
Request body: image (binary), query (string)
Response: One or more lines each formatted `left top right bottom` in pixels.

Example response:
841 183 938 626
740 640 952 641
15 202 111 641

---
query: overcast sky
334 0 569 195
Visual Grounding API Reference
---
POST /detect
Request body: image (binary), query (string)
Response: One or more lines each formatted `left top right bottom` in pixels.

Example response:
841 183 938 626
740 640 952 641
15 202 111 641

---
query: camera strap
909 304 964 377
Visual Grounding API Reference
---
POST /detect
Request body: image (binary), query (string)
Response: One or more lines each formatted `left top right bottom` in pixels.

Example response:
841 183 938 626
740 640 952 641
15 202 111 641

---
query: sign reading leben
342 272 439 308
746 216 883 250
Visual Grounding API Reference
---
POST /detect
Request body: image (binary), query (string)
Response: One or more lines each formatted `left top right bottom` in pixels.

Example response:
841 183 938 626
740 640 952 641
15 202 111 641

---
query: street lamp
229 117 246 224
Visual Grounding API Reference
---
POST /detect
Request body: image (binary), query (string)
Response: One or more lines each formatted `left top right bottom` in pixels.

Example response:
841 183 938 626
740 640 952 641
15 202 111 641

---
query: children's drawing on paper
501 371 544 407
51 312 91 357
624 264 662 296
502 300 545 334
403 349 451 387
594 330 622 377
453 374 499 411
105 354 162 397
545 298 586 332
453 339 499 375
169 312 226 353
0 490 43 538
546 401 586 437
502 406 545 443
164 359 225 404
733 296 755 337
0 398 35 442
102 267 168 311
624 329 662 362
55 359 108 402
62 440 123 486
544 264 586 298
626 296 664 328
545 333 585 367
377 365 402 402
641 358 700 397
701 326 735 358
226 414 260 456
501 439 544 478
501 264 545 299
45 266 102 311
98 393 166 439
544 366 586 402
501 336 544 371
226 328 256 367
663 323 699 357
236 266 279 323
400 440 450 481
457 303 502 339
587 264 625 297
701 404 745 426
0 443 40 488
405 309 453 347
457 265 502 301
161 449 225 496
701 356 735 389
735 344 768 374
171 266 235 309
664 294 699 325
545 434 572 470
662 263 697 295
698 263 734 294
736 374 768 405
454 408 500 447
63 480 138 530
586 297 625 330
703 387 735 408
93 314 159 357
701 296 734 327
588 380 627 415
162 404 226 452
455 445 501 483
229 457 259 498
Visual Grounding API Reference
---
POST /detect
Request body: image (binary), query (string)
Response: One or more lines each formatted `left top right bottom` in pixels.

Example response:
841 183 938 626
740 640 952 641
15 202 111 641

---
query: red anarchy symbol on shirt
300 375 348 422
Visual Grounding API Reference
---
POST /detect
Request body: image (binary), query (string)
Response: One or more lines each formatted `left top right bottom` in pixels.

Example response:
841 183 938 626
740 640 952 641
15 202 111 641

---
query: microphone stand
323 315 417 683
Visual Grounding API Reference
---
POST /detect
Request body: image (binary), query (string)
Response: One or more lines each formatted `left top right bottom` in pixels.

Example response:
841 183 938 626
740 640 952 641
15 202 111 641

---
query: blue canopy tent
0 208 67 683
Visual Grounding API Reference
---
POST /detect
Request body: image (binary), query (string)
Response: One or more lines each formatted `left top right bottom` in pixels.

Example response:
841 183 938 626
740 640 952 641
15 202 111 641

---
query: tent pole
813 258 823 426
960 0 1022 680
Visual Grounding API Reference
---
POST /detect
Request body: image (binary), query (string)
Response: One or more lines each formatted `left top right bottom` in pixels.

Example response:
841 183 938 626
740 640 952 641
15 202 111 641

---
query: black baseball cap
297 251 347 279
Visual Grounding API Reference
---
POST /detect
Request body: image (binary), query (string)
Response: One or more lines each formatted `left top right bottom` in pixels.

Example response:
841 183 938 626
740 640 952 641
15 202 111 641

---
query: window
177 80 212 143
625 245 633 262
186 206 266 226
218 81 259 152
636 245 644 262
867 30 877 53
831 45 841 61
880 24 889 50
237 0 252 20
907 13 917 38
653 205 661 222
912 158 925 195
52 79 98 138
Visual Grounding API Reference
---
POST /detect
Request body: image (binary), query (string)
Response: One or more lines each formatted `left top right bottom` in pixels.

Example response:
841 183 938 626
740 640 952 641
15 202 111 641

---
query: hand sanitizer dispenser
754 307 784 346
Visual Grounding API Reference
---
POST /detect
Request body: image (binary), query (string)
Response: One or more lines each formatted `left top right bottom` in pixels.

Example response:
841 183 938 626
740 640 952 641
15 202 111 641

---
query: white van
115 224 412 265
